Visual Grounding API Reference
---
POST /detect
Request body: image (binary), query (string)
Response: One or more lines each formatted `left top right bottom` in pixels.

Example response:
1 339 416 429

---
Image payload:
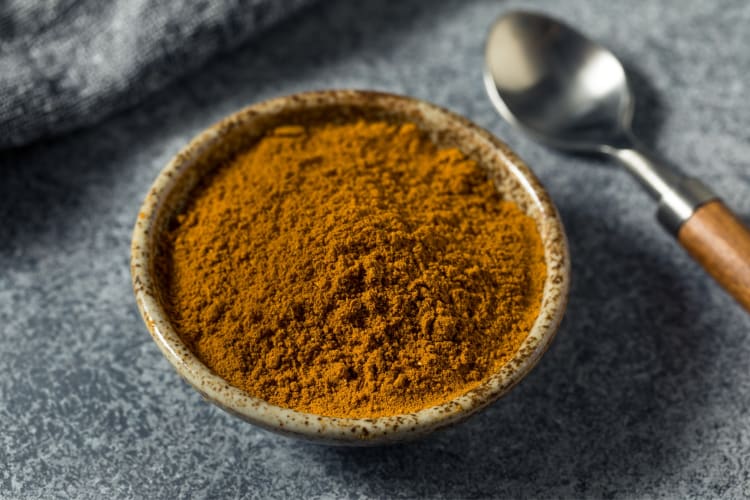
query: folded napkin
0 0 312 148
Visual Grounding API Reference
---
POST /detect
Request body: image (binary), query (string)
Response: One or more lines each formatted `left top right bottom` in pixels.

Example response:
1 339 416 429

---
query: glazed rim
131 90 570 444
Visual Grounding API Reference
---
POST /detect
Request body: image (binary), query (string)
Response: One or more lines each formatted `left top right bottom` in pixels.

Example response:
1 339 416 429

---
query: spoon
484 10 750 312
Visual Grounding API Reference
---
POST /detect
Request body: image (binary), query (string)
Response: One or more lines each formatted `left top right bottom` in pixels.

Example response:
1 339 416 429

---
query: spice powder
157 119 546 418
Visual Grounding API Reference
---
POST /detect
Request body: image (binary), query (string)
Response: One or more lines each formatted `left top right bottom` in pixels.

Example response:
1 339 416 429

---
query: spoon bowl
484 10 633 152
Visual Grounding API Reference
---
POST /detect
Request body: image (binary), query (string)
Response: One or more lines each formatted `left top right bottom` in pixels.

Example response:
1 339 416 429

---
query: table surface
2 1 750 498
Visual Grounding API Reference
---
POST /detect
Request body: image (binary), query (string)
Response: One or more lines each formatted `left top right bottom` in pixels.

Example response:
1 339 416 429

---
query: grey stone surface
2 0 750 498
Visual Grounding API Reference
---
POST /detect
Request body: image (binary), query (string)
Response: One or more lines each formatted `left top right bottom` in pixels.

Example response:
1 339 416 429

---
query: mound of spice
157 119 546 418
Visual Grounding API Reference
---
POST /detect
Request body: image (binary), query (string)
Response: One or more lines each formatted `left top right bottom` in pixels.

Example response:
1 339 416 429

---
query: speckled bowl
131 90 569 445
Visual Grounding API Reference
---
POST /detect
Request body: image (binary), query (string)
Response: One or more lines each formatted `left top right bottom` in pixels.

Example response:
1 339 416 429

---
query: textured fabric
0 0 312 148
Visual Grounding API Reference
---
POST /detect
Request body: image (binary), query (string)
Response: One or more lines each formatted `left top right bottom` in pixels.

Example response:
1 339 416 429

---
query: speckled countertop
2 1 750 498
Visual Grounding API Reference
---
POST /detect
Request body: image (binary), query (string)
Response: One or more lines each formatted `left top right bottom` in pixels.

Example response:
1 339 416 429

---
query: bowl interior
131 90 569 445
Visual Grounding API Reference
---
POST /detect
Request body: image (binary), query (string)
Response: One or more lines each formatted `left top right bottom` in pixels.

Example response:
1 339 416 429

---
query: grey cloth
2 0 750 498
0 0 312 148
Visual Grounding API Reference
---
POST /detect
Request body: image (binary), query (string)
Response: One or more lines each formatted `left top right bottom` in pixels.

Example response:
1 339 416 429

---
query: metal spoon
485 10 750 311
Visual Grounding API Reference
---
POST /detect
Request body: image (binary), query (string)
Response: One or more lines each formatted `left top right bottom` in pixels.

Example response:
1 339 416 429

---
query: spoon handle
611 146 750 311
677 200 750 311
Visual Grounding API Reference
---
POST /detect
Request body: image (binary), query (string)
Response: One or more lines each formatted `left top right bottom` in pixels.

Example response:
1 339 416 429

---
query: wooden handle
678 200 750 311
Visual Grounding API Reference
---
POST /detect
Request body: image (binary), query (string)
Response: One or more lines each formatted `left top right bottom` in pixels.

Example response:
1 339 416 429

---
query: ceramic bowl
130 90 570 445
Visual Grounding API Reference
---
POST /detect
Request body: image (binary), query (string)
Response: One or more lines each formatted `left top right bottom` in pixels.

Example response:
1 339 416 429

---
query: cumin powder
157 120 546 418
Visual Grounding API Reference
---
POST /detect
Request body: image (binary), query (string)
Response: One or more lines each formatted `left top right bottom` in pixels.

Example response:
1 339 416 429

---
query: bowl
130 90 570 445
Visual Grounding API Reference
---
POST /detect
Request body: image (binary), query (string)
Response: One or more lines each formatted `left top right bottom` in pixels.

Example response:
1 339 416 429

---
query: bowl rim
130 89 570 445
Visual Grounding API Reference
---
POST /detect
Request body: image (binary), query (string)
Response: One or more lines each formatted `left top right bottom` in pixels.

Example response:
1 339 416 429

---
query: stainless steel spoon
485 10 750 311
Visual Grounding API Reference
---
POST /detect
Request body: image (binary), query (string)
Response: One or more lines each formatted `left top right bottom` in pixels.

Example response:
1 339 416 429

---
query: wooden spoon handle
678 200 750 311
